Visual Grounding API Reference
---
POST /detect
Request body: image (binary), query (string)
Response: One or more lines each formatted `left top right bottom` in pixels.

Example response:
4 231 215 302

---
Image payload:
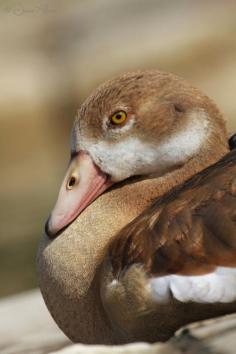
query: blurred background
1 0 236 298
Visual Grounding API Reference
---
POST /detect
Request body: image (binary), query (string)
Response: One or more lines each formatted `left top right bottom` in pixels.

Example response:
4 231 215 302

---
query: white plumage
150 267 236 304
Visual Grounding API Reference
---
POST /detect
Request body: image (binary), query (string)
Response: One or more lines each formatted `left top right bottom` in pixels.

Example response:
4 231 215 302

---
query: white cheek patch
149 267 236 304
76 110 209 181
156 111 209 165
87 138 159 181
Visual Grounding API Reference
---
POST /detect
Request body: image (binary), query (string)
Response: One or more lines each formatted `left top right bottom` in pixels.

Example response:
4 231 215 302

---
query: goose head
46 70 228 238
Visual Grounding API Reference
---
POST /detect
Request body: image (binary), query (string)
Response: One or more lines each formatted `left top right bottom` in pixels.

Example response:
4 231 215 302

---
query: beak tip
44 217 56 239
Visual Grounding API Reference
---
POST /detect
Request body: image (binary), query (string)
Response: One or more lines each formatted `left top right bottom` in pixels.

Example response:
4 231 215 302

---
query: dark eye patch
229 133 236 150
173 104 184 113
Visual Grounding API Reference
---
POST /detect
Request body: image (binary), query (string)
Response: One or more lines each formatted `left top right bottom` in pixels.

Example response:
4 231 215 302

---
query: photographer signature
3 2 56 16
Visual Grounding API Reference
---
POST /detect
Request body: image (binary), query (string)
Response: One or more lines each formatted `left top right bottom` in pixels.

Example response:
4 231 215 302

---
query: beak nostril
67 175 78 190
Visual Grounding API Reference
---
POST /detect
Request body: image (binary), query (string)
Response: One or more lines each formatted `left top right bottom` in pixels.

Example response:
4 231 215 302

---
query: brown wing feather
110 149 236 278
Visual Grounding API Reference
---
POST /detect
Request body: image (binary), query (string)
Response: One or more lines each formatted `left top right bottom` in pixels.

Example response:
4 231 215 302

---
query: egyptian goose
37 70 236 345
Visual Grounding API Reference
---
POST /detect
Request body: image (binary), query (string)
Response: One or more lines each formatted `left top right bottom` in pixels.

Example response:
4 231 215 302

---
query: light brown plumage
37 70 236 344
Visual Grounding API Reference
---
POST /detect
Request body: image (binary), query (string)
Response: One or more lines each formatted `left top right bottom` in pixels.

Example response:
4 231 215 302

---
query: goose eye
110 111 127 125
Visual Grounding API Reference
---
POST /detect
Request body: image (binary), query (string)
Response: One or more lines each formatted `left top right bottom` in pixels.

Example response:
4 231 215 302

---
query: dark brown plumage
111 149 236 278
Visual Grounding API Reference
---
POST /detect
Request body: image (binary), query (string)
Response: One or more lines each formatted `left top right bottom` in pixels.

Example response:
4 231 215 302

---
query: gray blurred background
1 0 236 297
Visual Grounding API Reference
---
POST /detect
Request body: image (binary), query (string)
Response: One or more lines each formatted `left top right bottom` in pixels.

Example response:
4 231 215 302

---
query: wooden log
2 290 236 353
0 290 70 354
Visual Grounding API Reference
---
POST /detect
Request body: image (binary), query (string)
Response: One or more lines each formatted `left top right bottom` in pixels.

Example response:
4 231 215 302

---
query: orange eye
110 111 127 125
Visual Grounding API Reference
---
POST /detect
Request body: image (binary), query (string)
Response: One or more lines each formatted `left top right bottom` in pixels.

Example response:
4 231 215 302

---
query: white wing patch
149 267 236 304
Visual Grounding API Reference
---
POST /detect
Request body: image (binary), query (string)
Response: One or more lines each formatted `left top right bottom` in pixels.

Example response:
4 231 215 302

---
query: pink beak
45 151 113 238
